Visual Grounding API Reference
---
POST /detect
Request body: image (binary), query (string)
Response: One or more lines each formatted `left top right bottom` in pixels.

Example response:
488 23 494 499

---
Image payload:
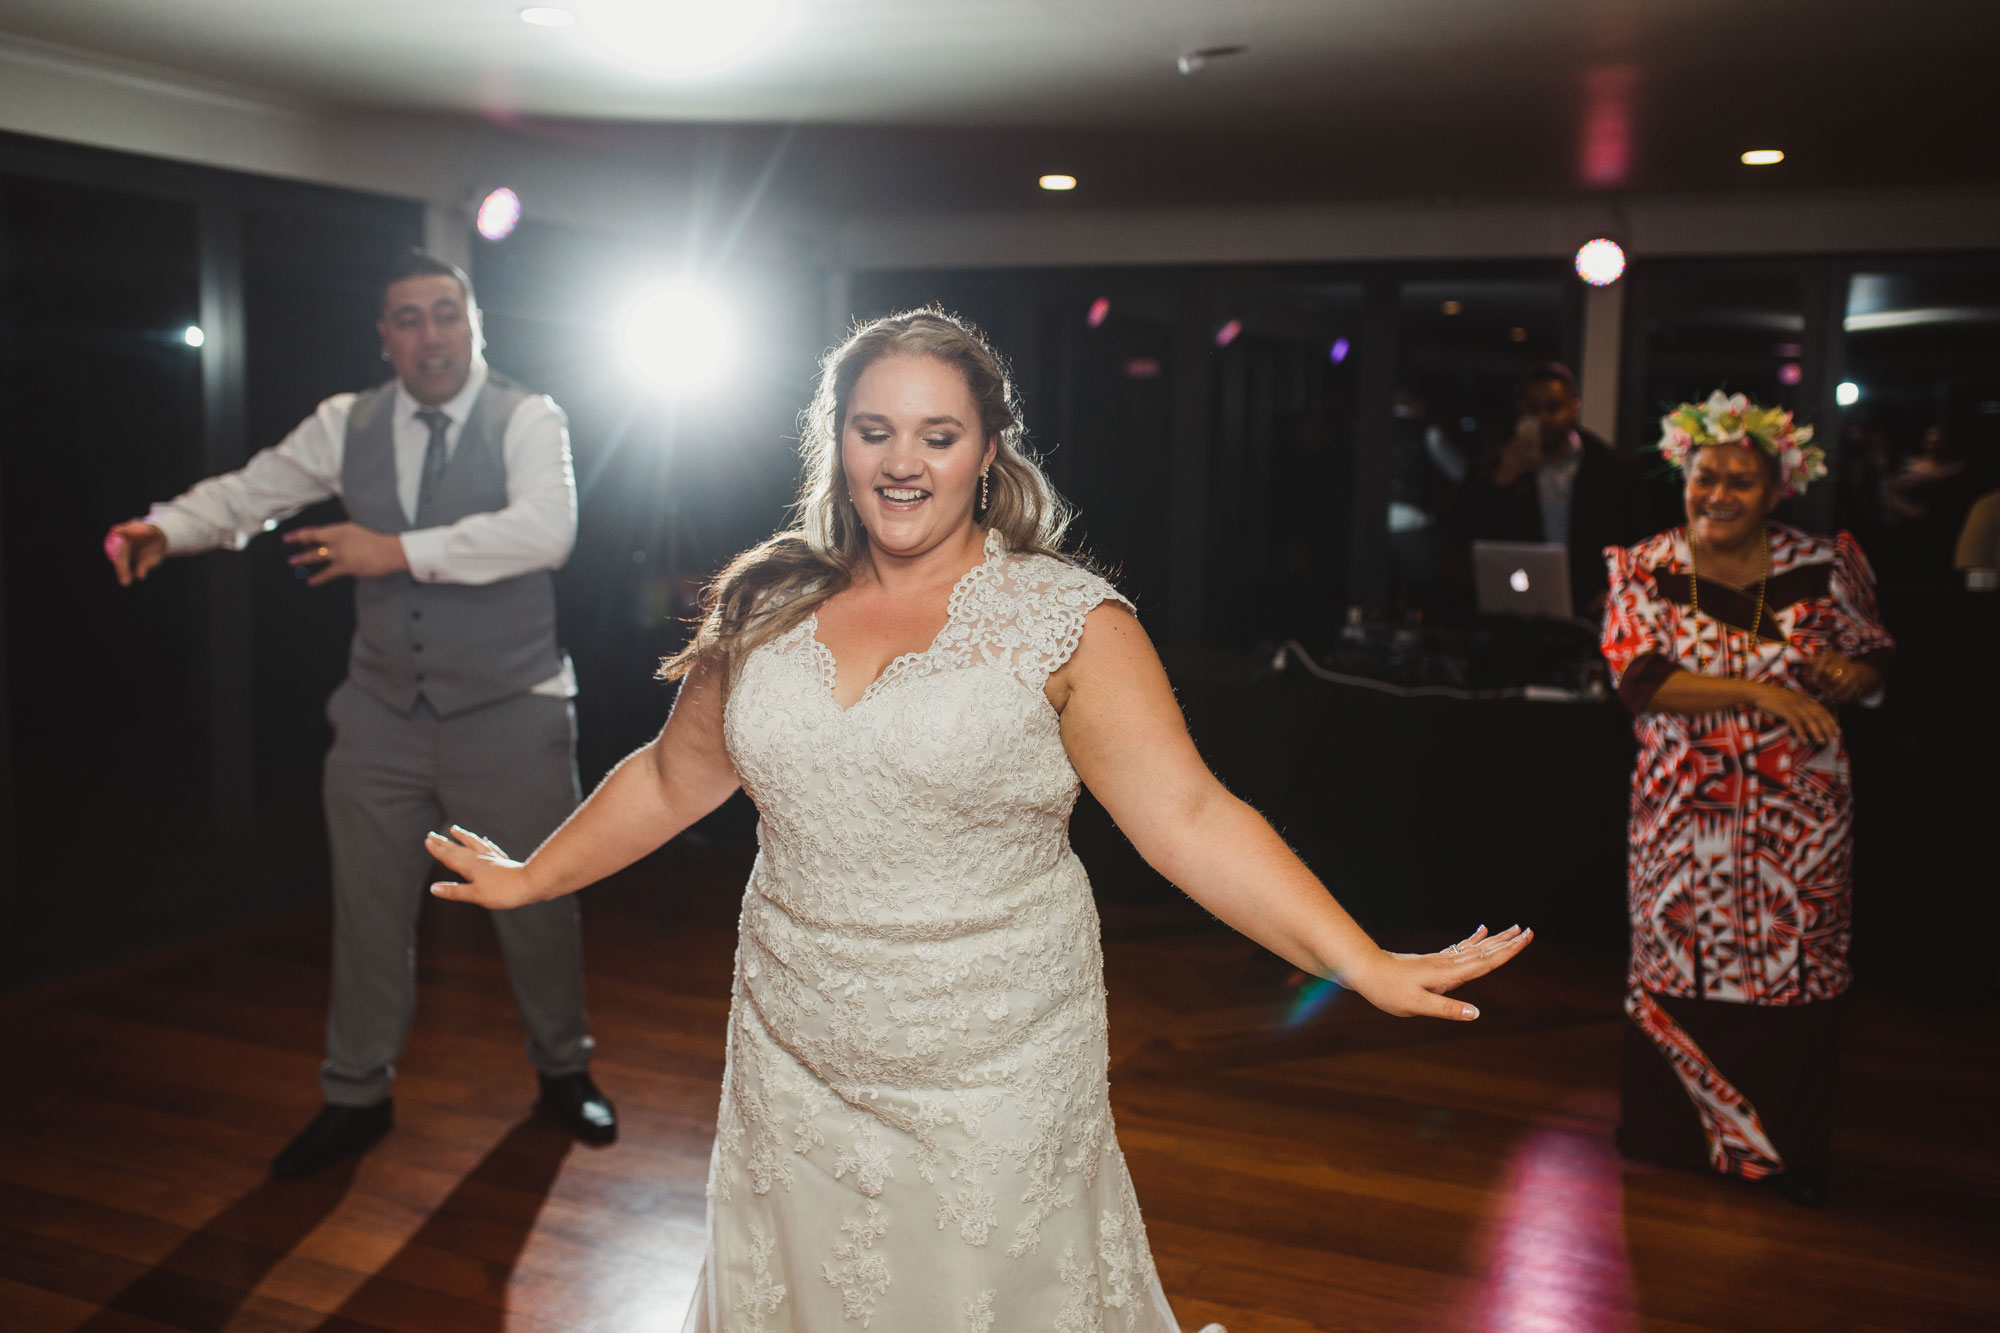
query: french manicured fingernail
425 830 444 842
1462 1005 1479 1020
429 884 445 895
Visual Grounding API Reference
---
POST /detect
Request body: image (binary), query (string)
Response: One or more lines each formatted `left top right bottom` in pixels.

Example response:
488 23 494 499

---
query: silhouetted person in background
1887 418 1983 578
102 251 617 1177
1463 362 1640 616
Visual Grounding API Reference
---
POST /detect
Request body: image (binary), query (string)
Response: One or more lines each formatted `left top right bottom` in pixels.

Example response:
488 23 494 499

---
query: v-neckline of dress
807 529 1003 713
1675 524 1772 596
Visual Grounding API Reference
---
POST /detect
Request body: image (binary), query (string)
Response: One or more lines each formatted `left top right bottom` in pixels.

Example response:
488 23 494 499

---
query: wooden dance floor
3 841 1996 1332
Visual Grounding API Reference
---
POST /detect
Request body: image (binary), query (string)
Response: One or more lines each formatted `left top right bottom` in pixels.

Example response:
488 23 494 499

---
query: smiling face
1684 444 1779 553
378 274 477 405
840 354 997 559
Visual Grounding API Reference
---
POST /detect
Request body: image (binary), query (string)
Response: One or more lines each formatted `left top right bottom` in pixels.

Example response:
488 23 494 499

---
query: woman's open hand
427 826 541 910
1751 681 1841 745
1344 924 1533 1021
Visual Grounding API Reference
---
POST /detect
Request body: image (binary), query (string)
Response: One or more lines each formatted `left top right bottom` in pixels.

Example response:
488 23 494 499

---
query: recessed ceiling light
1039 174 1077 192
520 6 575 26
1741 149 1785 166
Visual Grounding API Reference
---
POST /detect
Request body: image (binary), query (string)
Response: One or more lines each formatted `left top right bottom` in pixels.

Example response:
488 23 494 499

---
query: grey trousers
320 680 592 1106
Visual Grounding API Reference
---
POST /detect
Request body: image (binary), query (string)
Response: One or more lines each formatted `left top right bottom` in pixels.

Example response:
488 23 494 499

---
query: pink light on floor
1086 297 1110 328
1466 1127 1639 1332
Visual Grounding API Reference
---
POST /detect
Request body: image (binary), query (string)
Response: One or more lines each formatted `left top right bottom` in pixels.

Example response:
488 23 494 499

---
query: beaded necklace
1688 526 1769 677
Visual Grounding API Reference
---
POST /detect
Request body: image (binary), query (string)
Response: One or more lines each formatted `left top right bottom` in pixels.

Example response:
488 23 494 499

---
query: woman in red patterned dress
1600 392 1893 1207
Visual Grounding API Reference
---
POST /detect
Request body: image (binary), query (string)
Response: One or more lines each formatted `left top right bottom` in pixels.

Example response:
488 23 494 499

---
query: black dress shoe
271 1100 392 1179
537 1072 617 1144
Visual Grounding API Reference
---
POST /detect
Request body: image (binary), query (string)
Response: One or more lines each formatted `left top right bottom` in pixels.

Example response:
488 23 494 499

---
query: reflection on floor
2 842 1995 1332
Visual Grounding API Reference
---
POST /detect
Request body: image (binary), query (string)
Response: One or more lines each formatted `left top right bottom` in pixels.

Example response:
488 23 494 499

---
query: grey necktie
413 408 451 524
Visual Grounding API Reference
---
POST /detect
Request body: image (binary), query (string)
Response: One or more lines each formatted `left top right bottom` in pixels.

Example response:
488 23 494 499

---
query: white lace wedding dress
680 530 1191 1332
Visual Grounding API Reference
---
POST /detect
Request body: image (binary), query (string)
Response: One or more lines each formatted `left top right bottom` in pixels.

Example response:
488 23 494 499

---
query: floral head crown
1657 390 1826 498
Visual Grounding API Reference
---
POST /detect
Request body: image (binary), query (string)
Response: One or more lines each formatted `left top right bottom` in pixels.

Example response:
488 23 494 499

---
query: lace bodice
682 530 1184 1333
725 529 1132 938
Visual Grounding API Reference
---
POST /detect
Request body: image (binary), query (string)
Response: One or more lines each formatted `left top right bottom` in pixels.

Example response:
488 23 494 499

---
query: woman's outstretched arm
1644 671 1844 746
429 660 742 908
1053 603 1529 1021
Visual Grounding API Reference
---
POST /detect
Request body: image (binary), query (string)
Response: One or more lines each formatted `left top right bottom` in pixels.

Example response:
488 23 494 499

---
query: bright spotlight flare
618 279 733 396
476 187 522 241
1575 237 1626 287
577 0 791 75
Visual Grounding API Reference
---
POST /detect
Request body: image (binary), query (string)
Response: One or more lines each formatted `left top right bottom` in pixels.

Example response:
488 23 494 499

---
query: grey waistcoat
340 372 564 718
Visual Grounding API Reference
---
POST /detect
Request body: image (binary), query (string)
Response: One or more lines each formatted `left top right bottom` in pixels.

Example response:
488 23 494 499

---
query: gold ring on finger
317 545 330 559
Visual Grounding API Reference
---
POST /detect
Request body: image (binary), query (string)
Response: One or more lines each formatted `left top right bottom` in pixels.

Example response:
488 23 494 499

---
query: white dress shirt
146 362 579 697
1535 430 1585 547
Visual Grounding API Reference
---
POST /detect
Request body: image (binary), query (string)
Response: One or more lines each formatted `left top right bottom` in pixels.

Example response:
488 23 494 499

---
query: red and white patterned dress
1600 523 1893 1178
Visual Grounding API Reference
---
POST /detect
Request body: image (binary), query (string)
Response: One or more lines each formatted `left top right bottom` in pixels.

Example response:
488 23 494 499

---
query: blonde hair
660 307 1076 685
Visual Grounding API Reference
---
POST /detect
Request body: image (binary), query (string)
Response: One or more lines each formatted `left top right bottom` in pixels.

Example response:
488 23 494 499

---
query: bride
429 308 1531 1331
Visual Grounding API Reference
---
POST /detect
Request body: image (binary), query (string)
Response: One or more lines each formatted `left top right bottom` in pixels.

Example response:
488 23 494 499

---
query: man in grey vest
103 251 616 1177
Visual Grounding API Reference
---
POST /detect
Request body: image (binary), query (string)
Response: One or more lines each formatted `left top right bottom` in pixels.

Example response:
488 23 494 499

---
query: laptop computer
1472 540 1573 619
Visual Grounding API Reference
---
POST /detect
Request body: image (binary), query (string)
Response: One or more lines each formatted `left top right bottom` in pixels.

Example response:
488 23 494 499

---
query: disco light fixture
1574 238 1626 286
476 187 523 241
617 279 733 396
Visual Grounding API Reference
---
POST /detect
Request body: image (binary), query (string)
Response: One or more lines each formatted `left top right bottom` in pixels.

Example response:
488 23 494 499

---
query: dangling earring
979 468 990 515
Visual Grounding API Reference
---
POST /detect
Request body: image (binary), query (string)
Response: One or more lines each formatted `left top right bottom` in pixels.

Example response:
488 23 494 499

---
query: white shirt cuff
400 528 450 582
145 506 217 556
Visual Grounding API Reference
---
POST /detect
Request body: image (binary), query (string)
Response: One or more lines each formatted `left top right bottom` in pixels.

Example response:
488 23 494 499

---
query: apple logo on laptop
1510 568 1531 593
